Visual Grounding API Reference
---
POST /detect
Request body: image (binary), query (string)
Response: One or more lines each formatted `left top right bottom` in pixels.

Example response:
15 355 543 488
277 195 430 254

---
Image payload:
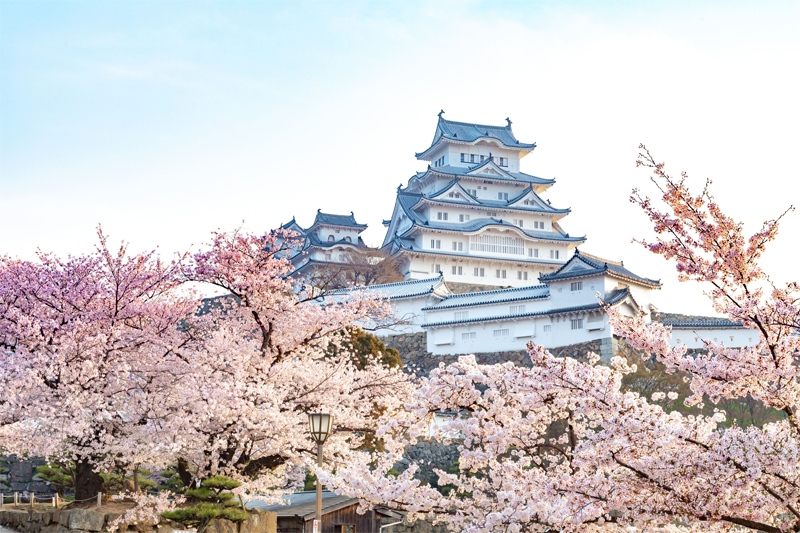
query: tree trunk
74 460 103 501
133 465 139 493
177 458 194 489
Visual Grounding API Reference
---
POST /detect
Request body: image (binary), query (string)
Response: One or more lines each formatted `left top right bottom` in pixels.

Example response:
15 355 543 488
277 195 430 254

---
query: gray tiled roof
417 116 536 158
312 210 367 229
329 273 446 300
539 250 661 288
423 284 549 311
422 165 554 186
246 491 354 517
398 214 586 243
654 312 745 329
424 180 571 215
422 288 630 328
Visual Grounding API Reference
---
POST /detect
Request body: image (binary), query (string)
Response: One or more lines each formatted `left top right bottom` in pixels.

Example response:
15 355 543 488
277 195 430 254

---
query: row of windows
570 281 583 291
528 249 560 259
459 323 559 341
327 235 352 243
324 254 346 261
441 265 529 280
434 155 446 167
430 238 561 260
459 153 510 167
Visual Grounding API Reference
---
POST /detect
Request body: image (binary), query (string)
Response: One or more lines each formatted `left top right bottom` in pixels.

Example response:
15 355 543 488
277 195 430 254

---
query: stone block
28 481 51 493
57 509 71 527
40 524 65 533
239 512 276 533
11 482 29 491
9 462 33 482
69 508 106 531
204 518 237 533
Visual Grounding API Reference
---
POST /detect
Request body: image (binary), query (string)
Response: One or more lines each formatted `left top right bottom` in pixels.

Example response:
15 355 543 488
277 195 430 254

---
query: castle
283 113 753 356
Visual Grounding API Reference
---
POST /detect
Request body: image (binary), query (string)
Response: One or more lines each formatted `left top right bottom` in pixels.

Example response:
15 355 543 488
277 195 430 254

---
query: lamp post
308 413 334 533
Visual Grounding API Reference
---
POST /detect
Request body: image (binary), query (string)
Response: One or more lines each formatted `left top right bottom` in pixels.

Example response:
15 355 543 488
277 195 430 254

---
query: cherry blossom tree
171 228 415 500
0 229 199 499
323 148 800 533
0 227 414 503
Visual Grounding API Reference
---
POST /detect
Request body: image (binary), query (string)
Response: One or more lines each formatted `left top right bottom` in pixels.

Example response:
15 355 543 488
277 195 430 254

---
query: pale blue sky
2 1 800 313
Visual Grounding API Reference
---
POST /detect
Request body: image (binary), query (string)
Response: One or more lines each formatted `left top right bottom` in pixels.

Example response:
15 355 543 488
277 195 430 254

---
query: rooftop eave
415 136 537 161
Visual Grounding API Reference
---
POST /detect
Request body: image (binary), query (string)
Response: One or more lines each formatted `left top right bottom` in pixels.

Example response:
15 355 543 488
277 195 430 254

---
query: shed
247 491 403 533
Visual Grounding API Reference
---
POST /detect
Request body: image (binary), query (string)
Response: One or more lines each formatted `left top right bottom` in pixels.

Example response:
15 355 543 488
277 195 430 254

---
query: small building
278 210 369 279
247 491 403 533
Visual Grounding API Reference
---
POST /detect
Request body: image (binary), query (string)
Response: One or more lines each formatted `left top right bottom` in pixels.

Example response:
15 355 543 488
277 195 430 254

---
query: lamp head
308 412 334 444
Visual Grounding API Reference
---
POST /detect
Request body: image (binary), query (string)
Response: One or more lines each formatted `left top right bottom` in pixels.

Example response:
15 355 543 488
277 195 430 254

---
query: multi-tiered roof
280 210 368 275
382 113 585 270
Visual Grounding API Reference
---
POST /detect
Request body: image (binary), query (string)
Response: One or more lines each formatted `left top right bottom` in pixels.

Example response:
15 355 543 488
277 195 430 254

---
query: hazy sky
2 1 799 315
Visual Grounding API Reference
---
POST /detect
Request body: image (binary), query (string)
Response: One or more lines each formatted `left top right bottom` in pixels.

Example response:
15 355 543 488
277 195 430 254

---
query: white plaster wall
669 328 757 349
548 278 608 308
445 144 521 172
314 226 361 243
406 255 554 287
426 312 613 355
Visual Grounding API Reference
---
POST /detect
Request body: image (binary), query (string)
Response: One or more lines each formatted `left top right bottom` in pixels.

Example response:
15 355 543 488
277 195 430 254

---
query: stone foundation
0 508 276 533
442 281 511 295
0 457 56 497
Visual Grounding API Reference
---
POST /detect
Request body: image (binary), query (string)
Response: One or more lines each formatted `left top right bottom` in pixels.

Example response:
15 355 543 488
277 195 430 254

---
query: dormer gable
429 180 481 205
508 188 550 210
465 157 514 178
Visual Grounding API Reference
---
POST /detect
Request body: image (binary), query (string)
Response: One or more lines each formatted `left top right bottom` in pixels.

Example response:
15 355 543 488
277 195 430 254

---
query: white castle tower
381 112 585 288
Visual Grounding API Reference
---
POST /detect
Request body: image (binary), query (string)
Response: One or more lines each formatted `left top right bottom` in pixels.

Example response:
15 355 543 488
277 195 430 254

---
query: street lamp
308 413 334 533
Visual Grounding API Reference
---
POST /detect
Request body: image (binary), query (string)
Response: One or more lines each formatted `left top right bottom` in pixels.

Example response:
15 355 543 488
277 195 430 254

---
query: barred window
462 332 476 340
570 281 583 291
493 329 510 338
471 235 524 256
570 318 583 330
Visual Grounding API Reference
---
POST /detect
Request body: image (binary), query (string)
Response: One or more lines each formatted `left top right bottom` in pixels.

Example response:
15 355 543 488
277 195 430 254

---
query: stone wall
0 457 55 497
442 281 510 295
0 508 276 533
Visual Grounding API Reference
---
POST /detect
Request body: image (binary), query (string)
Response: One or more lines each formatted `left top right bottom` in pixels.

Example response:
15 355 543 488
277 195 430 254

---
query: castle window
493 329 510 338
470 154 476 163
550 250 559 259
571 318 583 330
543 325 551 333
452 242 463 252
327 235 335 242
462 332 476 340
498 192 509 201
529 248 539 258
325 254 332 261
480 155 485 162
459 214 470 222
431 264 441 273
345 236 352 243
461 153 466 162
454 311 469 320
524 272 528 280
474 267 485 277
458 266 463 275
570 281 583 291
495 269 506 279
499 157 507 167
338 254 345 261
510 305 526 314
513 219 523 227
452 266 457 275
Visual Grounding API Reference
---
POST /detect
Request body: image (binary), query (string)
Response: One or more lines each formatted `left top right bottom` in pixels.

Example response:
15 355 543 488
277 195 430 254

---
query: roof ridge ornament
506 117 512 127
438 110 445 119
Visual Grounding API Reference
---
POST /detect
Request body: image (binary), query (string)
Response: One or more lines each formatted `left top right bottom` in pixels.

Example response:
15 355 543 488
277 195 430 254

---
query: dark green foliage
327 327 402 370
101 466 156 494
162 475 248 533
36 463 75 496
